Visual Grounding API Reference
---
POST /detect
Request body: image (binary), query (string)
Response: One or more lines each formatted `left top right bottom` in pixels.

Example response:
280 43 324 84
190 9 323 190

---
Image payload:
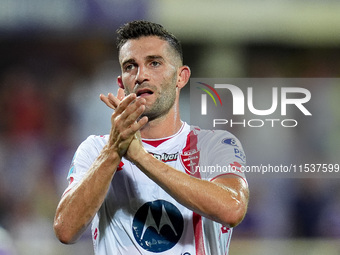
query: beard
141 86 176 121
125 69 178 122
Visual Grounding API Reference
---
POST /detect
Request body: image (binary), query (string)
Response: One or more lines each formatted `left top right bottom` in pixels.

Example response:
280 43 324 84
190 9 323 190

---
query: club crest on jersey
149 152 179 162
180 149 200 175
132 200 184 253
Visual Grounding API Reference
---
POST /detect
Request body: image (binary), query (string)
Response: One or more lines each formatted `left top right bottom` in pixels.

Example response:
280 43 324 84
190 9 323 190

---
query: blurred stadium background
1 0 340 254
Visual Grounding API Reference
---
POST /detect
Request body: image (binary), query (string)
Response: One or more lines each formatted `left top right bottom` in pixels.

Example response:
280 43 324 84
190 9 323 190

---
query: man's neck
140 110 183 139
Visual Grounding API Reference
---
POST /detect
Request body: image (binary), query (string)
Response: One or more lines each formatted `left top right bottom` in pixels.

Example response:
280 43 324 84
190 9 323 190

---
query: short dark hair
116 20 183 64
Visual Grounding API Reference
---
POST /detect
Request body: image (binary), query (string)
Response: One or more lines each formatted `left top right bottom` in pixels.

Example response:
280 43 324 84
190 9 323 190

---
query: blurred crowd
0 37 340 254
0 49 79 242
0 38 119 252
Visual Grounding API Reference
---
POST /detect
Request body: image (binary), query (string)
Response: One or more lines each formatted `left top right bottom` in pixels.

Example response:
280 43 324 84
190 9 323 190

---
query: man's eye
150 61 161 67
125 64 135 71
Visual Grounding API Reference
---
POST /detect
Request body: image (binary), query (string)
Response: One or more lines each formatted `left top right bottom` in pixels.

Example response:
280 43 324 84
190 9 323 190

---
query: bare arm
129 145 249 227
53 147 121 244
53 93 148 244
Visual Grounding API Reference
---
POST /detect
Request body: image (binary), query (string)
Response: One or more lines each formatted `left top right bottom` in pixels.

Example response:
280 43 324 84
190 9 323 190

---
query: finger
115 99 146 130
110 109 146 143
119 115 148 140
136 116 148 130
111 96 145 133
107 93 121 109
100 94 115 109
117 88 125 101
114 93 139 116
106 88 126 108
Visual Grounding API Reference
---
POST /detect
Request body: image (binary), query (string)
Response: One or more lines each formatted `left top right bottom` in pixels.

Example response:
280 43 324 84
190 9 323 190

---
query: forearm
54 92 147 243
54 146 120 244
133 151 248 227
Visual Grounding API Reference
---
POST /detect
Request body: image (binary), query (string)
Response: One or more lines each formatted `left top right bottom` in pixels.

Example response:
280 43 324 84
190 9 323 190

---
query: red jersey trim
193 212 206 255
181 129 206 254
142 137 171 147
142 122 185 147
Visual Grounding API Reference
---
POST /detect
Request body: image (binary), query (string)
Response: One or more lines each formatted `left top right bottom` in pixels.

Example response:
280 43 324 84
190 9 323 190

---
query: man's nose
135 66 149 85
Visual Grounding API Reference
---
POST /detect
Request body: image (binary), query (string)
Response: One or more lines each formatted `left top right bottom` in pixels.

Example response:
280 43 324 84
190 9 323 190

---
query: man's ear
177 65 191 89
117 76 124 89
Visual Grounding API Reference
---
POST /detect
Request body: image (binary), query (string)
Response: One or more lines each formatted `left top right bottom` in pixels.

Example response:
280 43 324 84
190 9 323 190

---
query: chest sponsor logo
149 152 179 162
132 200 184 253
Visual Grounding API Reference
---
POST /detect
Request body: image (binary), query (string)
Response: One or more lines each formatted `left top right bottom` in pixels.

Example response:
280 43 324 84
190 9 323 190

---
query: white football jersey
65 122 247 255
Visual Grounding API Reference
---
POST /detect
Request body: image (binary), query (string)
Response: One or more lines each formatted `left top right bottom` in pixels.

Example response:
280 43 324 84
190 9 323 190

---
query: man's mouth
136 89 154 97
